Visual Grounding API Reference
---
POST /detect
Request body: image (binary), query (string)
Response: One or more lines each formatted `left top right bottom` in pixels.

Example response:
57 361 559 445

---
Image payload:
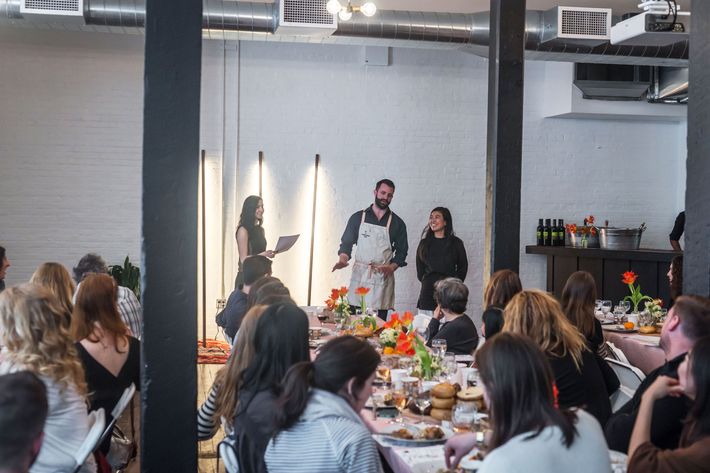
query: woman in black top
561 271 607 357
236 195 275 289
416 207 468 312
426 278 479 355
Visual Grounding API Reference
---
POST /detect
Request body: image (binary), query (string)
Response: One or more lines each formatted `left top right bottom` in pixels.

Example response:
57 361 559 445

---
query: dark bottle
536 218 544 245
551 219 559 246
559 218 566 246
543 218 551 246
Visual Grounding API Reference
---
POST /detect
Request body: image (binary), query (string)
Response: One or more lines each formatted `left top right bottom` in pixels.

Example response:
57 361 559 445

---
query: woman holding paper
236 195 275 289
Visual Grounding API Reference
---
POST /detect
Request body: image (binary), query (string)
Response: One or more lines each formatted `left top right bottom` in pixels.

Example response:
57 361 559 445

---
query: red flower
566 224 577 234
355 287 370 296
590 227 598 236
401 311 413 325
396 331 415 356
621 271 638 285
383 313 400 329
586 215 595 225
338 286 348 297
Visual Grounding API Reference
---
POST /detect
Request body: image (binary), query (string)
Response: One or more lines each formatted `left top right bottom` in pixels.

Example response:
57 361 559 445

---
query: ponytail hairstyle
417 207 454 263
275 336 380 431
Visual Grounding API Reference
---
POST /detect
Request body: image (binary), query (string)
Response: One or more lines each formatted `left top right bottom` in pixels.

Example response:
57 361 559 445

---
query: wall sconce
327 0 377 21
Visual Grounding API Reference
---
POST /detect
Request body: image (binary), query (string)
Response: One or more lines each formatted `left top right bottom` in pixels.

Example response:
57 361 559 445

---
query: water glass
622 300 631 313
613 305 627 324
398 356 414 375
452 402 478 433
466 368 480 388
601 300 612 316
595 299 603 312
442 352 457 381
432 339 447 359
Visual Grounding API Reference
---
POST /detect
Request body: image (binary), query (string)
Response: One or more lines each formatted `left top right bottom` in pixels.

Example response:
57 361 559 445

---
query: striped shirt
197 383 222 440
117 286 142 340
265 389 383 473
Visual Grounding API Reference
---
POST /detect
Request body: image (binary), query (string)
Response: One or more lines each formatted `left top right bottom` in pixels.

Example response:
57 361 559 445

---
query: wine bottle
551 219 559 246
543 219 551 246
536 218 544 246
559 219 566 246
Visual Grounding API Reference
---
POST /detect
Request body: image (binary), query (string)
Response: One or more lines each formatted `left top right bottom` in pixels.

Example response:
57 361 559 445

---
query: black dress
235 225 267 289
76 336 140 454
416 236 468 310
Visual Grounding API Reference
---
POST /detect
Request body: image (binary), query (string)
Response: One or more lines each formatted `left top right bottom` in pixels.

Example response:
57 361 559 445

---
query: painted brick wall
1 29 687 333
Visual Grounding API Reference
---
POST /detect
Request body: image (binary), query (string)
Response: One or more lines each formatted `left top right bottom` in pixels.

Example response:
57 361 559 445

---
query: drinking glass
413 386 432 424
391 388 408 423
622 300 631 313
452 402 478 433
398 357 414 375
466 368 480 388
613 305 626 324
601 300 613 317
595 299 603 312
316 306 328 326
431 339 447 359
441 352 457 382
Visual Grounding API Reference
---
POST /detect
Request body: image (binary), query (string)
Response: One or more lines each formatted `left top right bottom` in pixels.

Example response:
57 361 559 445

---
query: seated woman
265 336 383 473
627 335 710 472
197 304 267 440
480 270 522 343
444 333 611 472
668 255 683 305
30 262 76 328
232 303 310 473
72 273 140 454
426 278 479 355
504 290 613 426
561 271 608 358
0 284 95 473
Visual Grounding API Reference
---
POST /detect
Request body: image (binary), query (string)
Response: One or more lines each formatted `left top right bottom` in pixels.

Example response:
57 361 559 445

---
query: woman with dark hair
235 195 275 289
246 276 293 310
415 207 468 313
232 303 310 473
426 278 479 355
444 333 610 472
504 290 615 426
480 270 522 341
561 271 607 357
265 336 383 473
668 255 683 304
628 335 710 472
72 273 140 454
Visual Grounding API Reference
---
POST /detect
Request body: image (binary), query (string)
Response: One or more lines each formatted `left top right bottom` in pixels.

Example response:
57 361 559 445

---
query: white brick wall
1 29 687 334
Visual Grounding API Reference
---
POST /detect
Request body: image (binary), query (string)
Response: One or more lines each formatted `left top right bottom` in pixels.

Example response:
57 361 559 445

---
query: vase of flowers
621 271 653 313
378 312 414 355
325 286 351 331
411 336 442 381
566 215 599 248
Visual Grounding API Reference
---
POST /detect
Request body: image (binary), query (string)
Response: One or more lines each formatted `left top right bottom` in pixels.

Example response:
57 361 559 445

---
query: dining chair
73 408 106 473
606 358 645 392
98 383 137 447
605 341 630 364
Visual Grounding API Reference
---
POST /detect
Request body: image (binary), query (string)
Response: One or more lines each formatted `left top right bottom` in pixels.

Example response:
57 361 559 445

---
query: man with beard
333 179 408 319
605 295 710 452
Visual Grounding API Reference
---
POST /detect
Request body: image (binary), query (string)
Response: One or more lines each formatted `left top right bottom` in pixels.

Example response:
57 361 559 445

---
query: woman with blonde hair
30 262 75 327
504 290 613 426
197 304 268 439
0 283 95 473
73 273 139 454
480 269 522 340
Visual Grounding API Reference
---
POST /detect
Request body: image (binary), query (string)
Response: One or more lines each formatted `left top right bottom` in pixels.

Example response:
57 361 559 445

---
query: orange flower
330 288 340 301
383 346 395 355
383 313 400 329
586 215 595 225
338 286 348 297
622 271 638 285
590 227 598 236
396 331 415 356
566 224 577 234
355 287 370 296
401 311 413 325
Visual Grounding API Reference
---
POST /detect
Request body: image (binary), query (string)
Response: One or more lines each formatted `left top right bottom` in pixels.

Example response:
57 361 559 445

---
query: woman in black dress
416 207 467 313
236 195 274 289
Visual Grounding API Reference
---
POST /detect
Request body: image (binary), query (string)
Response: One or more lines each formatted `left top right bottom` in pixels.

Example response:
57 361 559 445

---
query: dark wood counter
525 246 681 304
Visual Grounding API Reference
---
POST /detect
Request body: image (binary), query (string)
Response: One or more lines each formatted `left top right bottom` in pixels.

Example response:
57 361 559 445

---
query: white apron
349 210 395 311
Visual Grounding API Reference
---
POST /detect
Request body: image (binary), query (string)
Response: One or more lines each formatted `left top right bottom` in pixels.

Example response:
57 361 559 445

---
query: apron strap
360 210 367 225
385 213 393 231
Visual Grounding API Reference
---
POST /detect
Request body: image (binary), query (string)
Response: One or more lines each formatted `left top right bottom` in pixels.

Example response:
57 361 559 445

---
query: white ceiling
253 0 691 15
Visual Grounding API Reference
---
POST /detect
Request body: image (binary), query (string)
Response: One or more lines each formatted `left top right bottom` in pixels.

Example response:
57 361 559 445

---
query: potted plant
109 256 141 301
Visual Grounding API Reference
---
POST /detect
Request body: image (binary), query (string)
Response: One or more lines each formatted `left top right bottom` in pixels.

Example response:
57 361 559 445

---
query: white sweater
478 409 611 473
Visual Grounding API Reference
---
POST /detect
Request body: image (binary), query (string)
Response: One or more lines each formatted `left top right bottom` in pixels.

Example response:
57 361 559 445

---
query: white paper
274 234 300 254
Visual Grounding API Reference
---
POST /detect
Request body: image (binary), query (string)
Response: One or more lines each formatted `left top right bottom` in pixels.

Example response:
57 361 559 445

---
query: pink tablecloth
603 331 665 375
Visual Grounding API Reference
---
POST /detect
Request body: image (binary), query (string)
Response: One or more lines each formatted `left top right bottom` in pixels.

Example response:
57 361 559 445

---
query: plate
602 325 638 333
455 354 474 363
458 449 484 472
376 424 454 446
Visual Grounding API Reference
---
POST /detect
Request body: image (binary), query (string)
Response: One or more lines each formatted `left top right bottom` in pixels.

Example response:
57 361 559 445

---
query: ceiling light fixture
327 0 377 21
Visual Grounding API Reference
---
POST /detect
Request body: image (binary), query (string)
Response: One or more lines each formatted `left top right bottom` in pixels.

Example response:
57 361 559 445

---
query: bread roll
431 396 456 409
430 407 452 421
456 386 484 402
431 383 456 399
639 325 657 334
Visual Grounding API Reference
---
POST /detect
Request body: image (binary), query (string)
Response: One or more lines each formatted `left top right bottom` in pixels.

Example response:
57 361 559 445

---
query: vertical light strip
307 154 320 305
201 149 207 348
258 150 264 197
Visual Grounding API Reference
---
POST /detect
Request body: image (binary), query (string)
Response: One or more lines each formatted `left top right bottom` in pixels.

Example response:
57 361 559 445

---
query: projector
611 11 690 46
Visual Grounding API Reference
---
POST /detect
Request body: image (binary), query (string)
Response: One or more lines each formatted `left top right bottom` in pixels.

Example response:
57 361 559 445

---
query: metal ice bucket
599 226 644 250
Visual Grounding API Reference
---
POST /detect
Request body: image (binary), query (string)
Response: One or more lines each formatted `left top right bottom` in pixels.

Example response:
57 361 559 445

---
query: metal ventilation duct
0 0 690 67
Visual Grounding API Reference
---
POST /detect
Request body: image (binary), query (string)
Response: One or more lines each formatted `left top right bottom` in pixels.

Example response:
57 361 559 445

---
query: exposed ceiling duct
0 0 689 67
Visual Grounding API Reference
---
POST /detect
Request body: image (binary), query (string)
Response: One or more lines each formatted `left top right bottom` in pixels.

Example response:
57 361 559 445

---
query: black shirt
605 353 689 453
235 225 267 288
337 206 408 267
216 289 248 340
669 211 685 241
416 236 468 310
548 350 612 427
426 315 479 356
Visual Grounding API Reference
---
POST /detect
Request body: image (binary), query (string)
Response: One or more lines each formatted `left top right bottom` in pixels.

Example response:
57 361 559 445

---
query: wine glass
413 385 432 424
622 300 631 313
441 352 457 382
595 299 603 313
613 305 626 324
316 307 328 327
601 300 612 318
391 388 408 424
431 339 447 359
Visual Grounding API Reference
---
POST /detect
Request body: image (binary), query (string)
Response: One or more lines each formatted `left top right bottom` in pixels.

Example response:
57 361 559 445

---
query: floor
121 363 225 473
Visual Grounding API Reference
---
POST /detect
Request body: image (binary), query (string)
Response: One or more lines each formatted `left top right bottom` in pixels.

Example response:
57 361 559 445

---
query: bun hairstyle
274 336 380 431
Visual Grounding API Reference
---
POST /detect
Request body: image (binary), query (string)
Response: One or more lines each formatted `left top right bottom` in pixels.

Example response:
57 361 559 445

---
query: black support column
141 0 202 470
484 0 526 274
685 2 710 297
